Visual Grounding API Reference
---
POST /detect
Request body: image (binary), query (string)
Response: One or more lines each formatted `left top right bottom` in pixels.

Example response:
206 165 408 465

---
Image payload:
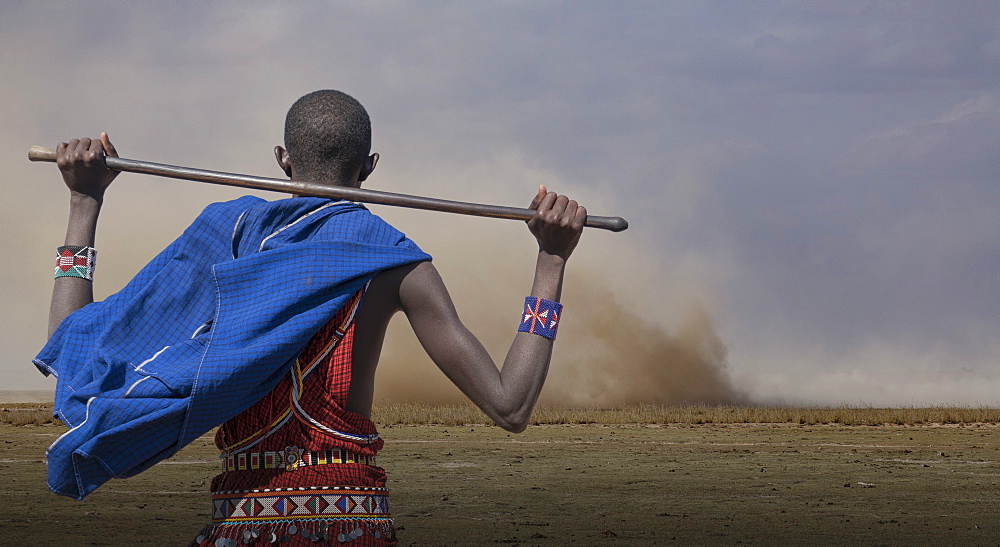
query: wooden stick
28 146 628 232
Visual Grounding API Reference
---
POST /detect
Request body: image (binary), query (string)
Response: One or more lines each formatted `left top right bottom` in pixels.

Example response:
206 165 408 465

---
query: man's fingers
527 191 557 231
100 132 118 157
549 194 569 217
560 200 579 227
65 139 85 162
79 138 101 165
55 142 71 169
528 184 547 210
70 138 91 162
536 190 558 213
528 188 586 234
573 205 587 228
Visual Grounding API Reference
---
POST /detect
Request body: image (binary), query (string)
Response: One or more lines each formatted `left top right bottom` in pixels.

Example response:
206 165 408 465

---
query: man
38 90 585 545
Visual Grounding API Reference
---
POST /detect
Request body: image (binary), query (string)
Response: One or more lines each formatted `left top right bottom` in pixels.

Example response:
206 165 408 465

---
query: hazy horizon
2 1 997 406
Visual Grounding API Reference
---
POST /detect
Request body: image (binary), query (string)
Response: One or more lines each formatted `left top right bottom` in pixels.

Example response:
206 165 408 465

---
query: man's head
276 90 378 187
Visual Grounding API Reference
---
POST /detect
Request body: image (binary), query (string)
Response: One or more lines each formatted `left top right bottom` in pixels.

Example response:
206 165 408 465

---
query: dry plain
1 406 997 545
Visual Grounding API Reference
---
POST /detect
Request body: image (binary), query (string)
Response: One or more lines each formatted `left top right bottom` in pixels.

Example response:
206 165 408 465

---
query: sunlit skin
49 134 586 433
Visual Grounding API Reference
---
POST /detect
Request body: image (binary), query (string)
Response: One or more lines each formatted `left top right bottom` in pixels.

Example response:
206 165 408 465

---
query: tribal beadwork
211 486 391 522
518 296 562 340
54 245 97 281
222 446 376 472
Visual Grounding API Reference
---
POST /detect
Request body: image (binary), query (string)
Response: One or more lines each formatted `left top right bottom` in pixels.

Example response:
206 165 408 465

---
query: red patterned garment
190 290 397 546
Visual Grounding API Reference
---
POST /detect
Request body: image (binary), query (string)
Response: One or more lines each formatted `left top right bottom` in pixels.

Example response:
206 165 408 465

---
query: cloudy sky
2 1 997 406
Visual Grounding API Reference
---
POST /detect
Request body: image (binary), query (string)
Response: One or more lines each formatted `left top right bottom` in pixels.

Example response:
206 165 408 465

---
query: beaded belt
211 486 391 522
222 446 375 472
203 486 394 544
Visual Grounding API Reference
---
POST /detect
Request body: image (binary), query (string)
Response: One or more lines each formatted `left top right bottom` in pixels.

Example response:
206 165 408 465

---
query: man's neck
292 173 358 188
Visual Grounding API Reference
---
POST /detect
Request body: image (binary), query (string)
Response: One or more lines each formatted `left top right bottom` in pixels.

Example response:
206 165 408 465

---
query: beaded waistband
222 446 375 472
211 486 391 522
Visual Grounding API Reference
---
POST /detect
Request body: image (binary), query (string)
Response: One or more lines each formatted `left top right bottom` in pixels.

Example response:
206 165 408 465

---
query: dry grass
374 402 1000 426
4 402 996 427
0 403 59 426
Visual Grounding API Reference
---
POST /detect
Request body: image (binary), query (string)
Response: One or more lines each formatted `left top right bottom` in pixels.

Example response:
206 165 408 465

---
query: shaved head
284 90 372 184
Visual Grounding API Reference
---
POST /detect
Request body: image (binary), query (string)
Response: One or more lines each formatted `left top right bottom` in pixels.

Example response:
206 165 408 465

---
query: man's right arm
398 187 585 432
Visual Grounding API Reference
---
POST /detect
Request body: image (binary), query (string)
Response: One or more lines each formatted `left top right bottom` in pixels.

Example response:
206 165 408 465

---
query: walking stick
28 146 628 232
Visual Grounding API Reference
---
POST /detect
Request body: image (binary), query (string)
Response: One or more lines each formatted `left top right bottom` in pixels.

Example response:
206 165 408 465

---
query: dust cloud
545 279 744 407
373 271 744 408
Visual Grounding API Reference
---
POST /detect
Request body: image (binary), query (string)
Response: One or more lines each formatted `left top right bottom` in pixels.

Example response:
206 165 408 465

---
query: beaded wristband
518 296 562 340
54 246 97 281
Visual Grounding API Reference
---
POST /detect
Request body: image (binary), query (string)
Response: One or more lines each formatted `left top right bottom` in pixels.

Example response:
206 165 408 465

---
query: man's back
40 91 587 545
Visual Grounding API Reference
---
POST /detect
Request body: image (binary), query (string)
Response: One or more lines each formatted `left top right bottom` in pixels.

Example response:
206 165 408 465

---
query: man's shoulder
196 195 268 222
192 195 428 259
194 196 336 235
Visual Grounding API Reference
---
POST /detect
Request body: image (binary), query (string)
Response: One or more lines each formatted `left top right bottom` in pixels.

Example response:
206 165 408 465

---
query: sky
1 1 997 406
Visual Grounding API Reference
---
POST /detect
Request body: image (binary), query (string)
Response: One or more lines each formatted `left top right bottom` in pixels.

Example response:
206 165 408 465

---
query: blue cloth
34 196 430 500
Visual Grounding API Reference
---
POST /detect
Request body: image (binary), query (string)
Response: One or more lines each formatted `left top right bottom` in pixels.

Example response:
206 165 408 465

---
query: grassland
374 402 1000 427
1 404 997 545
6 402 999 427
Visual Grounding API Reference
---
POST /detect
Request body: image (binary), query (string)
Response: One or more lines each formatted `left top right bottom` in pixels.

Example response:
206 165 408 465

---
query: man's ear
358 152 379 182
274 146 293 178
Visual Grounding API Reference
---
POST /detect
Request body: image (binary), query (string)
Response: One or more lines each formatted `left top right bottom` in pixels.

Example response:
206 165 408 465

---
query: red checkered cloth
190 290 396 546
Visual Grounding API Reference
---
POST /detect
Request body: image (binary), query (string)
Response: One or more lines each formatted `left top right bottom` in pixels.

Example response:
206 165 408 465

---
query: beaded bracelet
518 296 562 340
54 246 97 281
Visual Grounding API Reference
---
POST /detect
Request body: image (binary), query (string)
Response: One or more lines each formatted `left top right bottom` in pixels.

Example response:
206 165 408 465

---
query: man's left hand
56 132 119 202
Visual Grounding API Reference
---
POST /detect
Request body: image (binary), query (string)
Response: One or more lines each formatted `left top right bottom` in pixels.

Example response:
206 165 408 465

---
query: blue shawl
33 196 430 499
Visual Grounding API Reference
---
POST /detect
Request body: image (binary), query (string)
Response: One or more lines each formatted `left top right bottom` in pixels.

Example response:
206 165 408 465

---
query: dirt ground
1 423 997 545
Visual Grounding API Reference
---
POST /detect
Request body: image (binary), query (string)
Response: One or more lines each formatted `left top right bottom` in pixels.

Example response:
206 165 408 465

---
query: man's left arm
48 133 119 337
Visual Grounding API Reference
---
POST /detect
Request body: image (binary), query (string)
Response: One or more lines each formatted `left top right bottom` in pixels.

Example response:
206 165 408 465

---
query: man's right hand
527 185 587 262
56 132 119 201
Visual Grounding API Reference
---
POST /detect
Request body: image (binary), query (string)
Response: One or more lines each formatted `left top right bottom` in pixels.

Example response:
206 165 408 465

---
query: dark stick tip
607 217 629 232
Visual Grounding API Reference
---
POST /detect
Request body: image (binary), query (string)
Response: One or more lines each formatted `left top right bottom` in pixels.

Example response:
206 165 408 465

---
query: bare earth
1 423 997 545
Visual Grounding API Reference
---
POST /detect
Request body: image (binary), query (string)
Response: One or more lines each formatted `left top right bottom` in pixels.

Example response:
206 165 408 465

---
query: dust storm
373 271 743 408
